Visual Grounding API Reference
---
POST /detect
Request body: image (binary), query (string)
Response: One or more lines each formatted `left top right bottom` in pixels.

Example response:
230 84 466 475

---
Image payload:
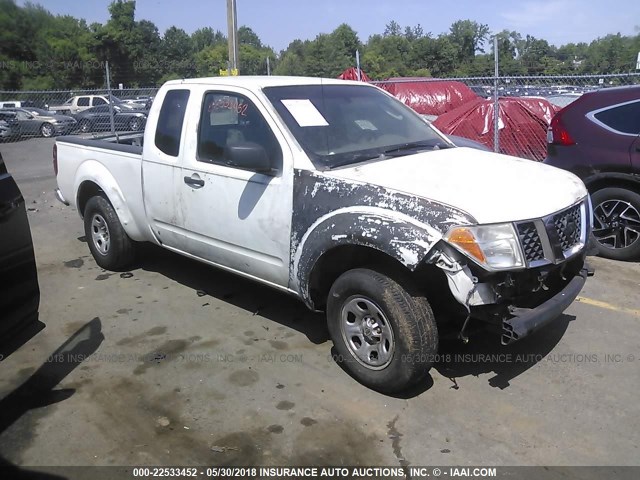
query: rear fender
74 160 144 240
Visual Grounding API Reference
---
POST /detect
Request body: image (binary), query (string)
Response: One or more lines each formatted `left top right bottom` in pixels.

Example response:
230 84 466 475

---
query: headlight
444 224 524 270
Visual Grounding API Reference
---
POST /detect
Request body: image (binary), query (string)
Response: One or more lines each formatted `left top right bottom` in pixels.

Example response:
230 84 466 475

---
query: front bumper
501 266 589 345
53 124 76 134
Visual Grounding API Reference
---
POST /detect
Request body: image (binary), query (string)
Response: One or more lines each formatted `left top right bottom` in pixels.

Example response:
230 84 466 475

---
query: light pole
227 0 239 74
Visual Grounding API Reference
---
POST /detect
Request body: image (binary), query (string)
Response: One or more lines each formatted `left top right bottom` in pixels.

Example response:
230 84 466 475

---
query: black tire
591 187 640 261
83 195 135 270
128 117 142 131
326 268 438 393
79 119 91 133
40 122 54 138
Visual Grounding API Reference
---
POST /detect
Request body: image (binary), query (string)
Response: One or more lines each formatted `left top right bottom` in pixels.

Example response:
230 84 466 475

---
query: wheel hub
340 296 395 370
91 214 110 256
593 199 640 250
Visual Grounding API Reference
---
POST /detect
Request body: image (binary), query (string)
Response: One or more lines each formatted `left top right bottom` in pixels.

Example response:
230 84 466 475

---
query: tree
192 27 225 51
448 20 490 64
383 21 402 37
161 26 194 77
238 26 262 48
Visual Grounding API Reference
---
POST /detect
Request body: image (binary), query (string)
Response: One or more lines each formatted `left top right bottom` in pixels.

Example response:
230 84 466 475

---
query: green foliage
0 0 639 90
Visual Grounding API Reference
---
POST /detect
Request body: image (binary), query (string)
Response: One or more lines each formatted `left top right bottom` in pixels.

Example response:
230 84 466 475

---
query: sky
17 0 640 52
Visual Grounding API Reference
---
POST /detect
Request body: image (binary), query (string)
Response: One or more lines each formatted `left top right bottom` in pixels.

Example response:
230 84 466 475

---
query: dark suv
544 85 640 261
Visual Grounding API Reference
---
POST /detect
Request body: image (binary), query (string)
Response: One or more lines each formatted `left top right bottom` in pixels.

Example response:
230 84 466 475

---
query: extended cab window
77 97 90 107
93 97 107 106
593 100 640 135
197 92 282 170
155 89 190 157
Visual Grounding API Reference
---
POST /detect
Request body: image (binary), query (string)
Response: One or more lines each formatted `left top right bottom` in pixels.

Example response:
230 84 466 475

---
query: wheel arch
74 161 145 241
292 207 444 309
583 172 640 196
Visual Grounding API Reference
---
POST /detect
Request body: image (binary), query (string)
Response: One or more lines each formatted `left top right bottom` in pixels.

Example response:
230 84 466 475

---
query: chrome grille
553 204 582 252
516 222 544 263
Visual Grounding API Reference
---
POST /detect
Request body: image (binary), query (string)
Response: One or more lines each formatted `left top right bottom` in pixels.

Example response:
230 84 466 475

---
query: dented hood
326 147 588 224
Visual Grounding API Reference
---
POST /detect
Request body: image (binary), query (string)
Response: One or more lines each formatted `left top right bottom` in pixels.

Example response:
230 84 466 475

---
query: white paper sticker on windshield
281 99 329 127
354 119 378 131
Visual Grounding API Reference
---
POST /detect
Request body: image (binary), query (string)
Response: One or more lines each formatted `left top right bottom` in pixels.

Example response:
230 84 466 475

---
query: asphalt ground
0 137 638 476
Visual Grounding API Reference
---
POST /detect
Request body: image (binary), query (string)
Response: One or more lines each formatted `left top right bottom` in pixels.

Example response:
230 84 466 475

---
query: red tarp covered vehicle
338 67 371 82
432 97 561 161
380 79 479 116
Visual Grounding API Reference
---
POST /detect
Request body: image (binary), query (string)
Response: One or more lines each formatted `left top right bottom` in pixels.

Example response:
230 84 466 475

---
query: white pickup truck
54 76 593 393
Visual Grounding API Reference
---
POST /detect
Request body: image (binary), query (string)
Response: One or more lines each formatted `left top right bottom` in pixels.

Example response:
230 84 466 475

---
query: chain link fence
374 73 640 161
1 73 639 159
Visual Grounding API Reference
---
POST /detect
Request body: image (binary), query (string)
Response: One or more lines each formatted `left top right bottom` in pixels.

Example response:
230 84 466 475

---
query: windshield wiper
382 140 451 156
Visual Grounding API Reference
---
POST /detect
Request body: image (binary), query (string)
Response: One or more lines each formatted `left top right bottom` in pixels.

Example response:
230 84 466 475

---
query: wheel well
586 177 640 196
77 181 104 218
307 244 451 311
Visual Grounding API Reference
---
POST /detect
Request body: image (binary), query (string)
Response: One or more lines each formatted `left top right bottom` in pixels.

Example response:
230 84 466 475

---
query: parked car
0 111 21 141
0 152 41 355
3 107 77 138
120 95 154 110
55 77 592 393
73 104 147 133
49 94 124 115
0 100 39 109
545 85 640 260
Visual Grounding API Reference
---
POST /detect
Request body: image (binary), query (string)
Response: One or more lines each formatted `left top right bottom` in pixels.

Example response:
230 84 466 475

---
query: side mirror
224 142 275 174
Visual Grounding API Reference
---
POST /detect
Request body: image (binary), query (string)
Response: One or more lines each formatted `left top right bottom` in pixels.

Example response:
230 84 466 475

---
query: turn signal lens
447 227 487 264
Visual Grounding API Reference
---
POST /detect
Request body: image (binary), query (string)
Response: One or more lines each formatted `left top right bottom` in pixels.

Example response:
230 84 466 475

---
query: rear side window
93 97 107 106
77 97 90 107
155 89 190 157
593 101 640 135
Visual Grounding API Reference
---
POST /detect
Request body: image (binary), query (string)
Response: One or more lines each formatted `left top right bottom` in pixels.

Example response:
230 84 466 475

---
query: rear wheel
40 122 54 137
326 268 438 393
83 195 135 270
591 187 640 261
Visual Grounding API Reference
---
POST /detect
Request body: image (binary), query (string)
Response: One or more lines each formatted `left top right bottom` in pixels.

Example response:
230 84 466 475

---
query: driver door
176 87 294 287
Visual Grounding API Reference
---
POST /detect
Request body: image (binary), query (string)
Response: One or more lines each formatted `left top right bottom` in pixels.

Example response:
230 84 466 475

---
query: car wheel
128 117 142 131
79 120 91 133
326 268 438 393
591 187 640 261
83 195 135 270
40 122 54 138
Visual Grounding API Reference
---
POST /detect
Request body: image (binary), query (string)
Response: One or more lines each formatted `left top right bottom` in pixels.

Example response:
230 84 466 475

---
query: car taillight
53 144 58 176
547 113 575 146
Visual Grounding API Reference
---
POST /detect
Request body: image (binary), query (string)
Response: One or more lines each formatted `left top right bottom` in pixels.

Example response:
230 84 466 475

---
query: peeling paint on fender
290 169 476 306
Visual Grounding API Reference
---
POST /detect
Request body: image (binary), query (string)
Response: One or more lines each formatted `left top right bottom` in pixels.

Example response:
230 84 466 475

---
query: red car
544 85 640 261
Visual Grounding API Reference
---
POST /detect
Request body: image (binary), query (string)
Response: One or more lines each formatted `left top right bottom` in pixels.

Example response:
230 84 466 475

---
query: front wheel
591 187 640 261
128 117 142 131
40 122 54 137
79 119 91 133
326 268 438 393
83 195 135 270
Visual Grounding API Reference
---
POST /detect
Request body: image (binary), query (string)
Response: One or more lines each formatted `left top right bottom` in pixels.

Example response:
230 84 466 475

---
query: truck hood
326 147 588 224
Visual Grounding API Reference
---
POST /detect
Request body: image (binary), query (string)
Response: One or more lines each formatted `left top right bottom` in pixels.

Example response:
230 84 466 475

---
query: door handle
184 175 205 188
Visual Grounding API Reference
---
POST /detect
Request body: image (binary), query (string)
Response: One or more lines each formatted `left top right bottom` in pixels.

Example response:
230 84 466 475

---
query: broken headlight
444 224 524 270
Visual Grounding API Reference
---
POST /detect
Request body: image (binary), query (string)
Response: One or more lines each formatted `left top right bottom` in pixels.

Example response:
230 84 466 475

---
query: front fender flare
291 206 442 306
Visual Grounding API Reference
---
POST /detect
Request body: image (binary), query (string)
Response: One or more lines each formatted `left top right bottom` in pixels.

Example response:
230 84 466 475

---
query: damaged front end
428 198 594 345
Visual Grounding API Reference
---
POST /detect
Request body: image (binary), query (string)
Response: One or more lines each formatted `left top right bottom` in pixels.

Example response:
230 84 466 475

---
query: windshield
263 84 450 169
